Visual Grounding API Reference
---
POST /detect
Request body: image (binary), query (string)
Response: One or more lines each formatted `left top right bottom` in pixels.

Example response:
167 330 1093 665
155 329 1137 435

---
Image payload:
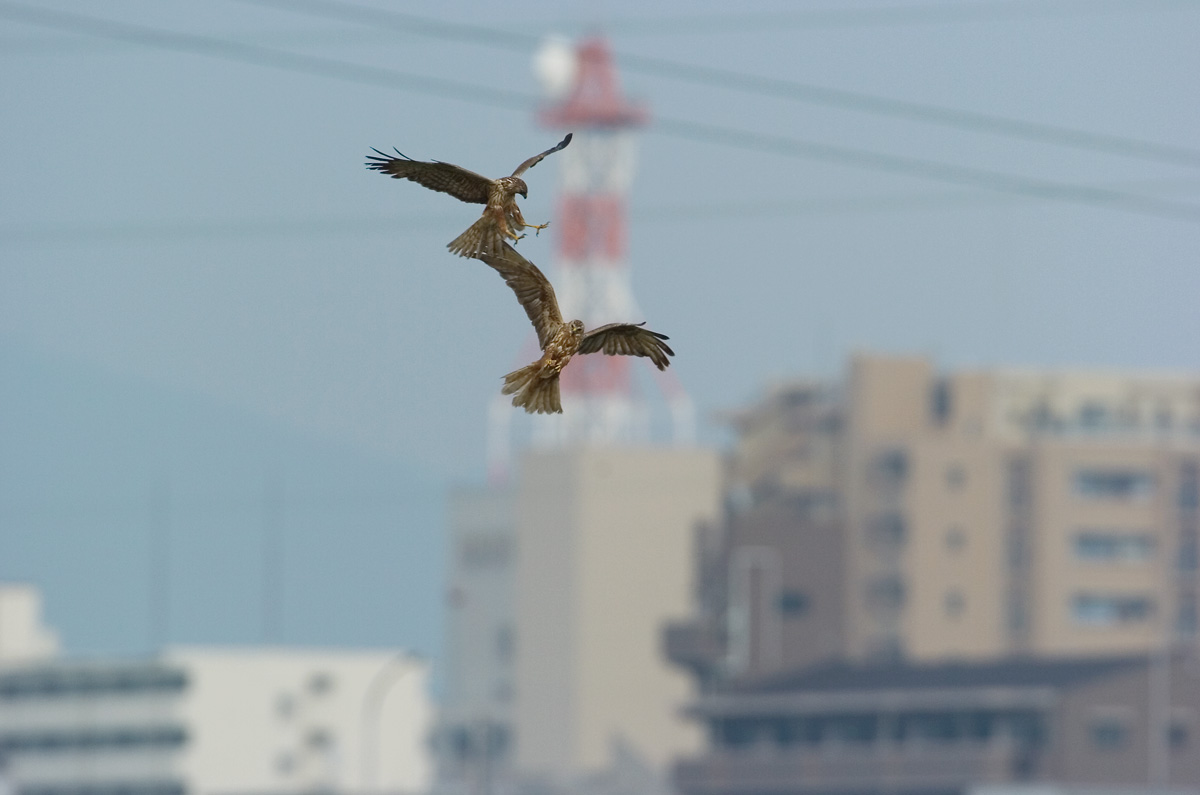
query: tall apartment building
668 354 1200 682
436 446 722 795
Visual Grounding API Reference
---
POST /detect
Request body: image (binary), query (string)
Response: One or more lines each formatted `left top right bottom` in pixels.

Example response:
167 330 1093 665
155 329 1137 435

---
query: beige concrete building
669 354 1200 682
513 446 722 783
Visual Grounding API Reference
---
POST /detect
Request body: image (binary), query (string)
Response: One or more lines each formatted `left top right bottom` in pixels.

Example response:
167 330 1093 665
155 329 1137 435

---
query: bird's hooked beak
519 188 528 199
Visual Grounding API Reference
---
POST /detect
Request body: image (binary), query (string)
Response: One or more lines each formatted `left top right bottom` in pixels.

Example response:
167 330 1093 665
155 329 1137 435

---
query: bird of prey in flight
366 134 573 258
478 243 674 414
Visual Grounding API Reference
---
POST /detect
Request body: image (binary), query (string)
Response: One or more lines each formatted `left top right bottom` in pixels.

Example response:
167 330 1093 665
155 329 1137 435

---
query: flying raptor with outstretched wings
366 134 572 258
478 242 674 414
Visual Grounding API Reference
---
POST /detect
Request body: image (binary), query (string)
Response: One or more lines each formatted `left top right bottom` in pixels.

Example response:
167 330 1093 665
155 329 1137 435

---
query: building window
1169 721 1190 751
944 590 965 618
0 667 188 700
930 379 952 424
495 625 514 661
1074 468 1156 500
945 526 967 553
866 577 906 612
867 513 906 549
872 449 908 485
0 726 188 753
716 718 760 749
777 590 810 617
946 464 967 490
307 671 334 696
460 534 511 568
1073 531 1156 563
1089 719 1129 749
1181 461 1199 510
1072 594 1156 626
1178 600 1198 638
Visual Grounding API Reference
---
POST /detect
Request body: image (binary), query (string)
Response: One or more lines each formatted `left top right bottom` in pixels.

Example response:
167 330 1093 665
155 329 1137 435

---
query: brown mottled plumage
479 243 674 414
365 134 572 258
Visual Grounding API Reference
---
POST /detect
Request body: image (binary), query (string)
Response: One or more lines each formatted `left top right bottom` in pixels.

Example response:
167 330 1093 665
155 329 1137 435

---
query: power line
6 178 1200 248
599 0 1198 36
239 0 1200 169
619 53 1200 169
0 2 529 110
11 0 1200 169
3 2 1199 224
653 117 1200 223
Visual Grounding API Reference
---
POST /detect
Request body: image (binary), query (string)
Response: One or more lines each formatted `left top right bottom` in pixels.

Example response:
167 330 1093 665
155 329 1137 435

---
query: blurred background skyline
3 0 1199 662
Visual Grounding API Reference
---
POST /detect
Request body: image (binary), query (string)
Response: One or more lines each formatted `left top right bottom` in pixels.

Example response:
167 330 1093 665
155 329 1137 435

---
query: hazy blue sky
2 0 1199 658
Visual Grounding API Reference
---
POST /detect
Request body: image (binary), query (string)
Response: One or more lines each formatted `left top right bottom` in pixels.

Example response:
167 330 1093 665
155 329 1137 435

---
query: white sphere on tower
533 35 577 98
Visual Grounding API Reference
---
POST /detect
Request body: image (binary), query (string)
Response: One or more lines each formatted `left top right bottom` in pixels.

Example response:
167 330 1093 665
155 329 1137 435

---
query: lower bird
365 134 572 258
479 243 675 414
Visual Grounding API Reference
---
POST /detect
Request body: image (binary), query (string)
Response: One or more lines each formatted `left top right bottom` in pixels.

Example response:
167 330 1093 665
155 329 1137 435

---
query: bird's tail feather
501 361 562 414
448 216 507 259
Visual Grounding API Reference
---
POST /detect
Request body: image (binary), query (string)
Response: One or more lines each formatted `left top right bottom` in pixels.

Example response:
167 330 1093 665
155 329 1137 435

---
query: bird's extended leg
509 206 548 237
520 220 550 236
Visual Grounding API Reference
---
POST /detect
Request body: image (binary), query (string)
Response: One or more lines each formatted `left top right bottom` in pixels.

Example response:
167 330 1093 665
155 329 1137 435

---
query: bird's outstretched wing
477 243 564 349
510 133 573 177
579 323 674 370
365 149 492 204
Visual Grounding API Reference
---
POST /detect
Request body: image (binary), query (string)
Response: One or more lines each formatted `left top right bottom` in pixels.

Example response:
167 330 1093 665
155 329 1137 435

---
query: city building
513 447 721 785
0 585 58 664
667 354 1200 682
0 646 430 794
435 447 722 795
434 485 518 795
673 652 1200 795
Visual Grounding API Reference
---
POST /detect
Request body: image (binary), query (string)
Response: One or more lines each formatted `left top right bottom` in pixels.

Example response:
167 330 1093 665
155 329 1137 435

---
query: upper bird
478 242 674 415
366 134 573 259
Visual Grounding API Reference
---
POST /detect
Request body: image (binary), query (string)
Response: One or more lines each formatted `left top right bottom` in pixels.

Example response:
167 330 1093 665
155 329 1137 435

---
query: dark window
873 449 908 484
1073 531 1155 563
495 625 514 661
1090 720 1128 749
717 718 760 749
777 590 810 617
931 379 952 424
944 590 965 618
21 784 185 795
1073 594 1156 626
829 715 877 743
773 718 820 746
867 513 906 548
305 728 333 750
1008 458 1031 507
1074 468 1156 500
0 726 187 754
460 535 511 568
1181 461 1200 510
0 667 188 700
1169 721 1190 751
1079 402 1109 429
307 672 334 696
866 577 906 611
945 526 967 552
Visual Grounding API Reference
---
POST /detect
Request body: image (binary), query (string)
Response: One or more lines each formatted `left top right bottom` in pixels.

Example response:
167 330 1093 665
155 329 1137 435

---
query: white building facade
0 646 431 794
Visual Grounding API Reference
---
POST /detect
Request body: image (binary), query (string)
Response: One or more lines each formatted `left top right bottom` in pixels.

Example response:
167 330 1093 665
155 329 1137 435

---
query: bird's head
513 178 529 199
569 319 585 335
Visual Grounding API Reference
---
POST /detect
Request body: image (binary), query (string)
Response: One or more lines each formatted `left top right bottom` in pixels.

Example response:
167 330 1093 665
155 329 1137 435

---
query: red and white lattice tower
486 36 695 483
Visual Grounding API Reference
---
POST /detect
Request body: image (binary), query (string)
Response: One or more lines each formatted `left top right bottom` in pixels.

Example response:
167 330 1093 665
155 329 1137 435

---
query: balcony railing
674 740 1033 795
